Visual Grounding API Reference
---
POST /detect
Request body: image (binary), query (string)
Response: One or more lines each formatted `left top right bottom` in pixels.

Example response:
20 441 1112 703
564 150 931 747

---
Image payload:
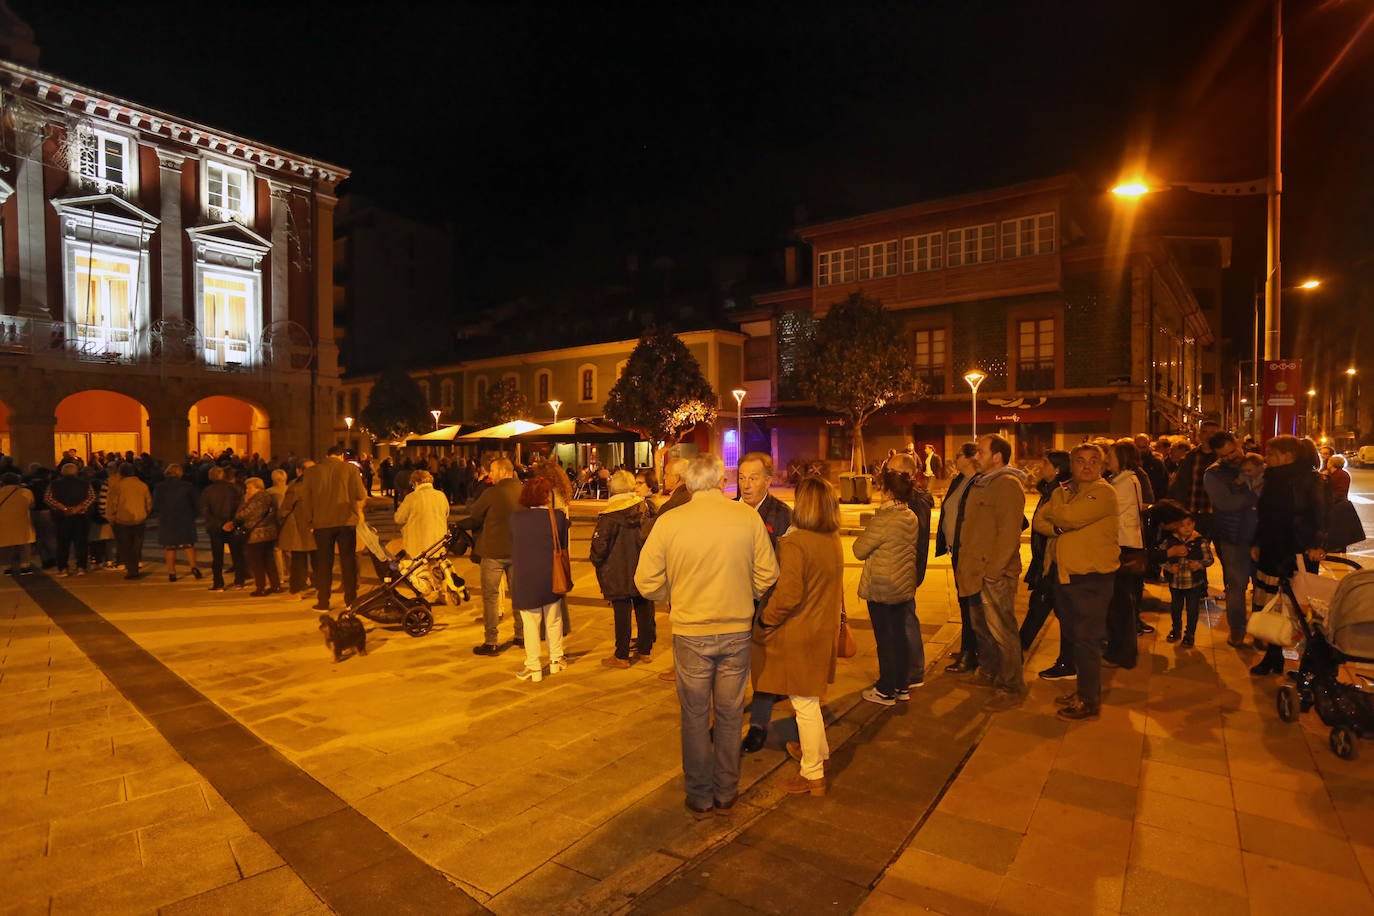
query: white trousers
519 601 564 672
790 695 828 780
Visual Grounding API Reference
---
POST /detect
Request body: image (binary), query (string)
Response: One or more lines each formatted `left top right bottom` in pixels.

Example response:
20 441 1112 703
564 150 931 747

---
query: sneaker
894 687 911 701
1038 662 1077 681
861 687 896 707
516 667 543 683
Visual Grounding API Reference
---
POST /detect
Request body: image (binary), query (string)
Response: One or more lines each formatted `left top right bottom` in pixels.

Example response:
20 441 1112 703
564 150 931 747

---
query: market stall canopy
507 417 644 443
404 424 478 445
455 419 546 441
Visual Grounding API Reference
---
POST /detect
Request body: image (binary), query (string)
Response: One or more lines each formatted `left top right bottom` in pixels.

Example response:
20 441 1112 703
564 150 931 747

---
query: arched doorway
188 396 270 460
55 390 150 465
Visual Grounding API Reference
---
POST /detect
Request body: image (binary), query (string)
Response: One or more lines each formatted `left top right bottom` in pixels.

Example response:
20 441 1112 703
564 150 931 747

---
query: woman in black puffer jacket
1250 435 1328 676
589 470 657 668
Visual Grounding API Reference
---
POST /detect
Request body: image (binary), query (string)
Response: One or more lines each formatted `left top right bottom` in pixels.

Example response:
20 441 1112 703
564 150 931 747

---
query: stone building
0 58 346 466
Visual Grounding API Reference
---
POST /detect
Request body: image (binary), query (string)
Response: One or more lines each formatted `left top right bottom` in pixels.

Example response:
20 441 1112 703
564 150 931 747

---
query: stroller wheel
1329 726 1359 760
403 607 434 637
1276 686 1300 723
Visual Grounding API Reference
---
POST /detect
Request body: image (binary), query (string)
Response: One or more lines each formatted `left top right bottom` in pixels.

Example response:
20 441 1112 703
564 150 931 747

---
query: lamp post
1307 388 1318 438
549 399 561 425
344 416 353 453
963 369 986 441
731 388 746 494
430 409 441 430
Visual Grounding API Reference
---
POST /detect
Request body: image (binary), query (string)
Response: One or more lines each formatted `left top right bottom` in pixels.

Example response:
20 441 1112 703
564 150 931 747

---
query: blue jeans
674 631 751 807
868 599 912 696
1214 540 1254 636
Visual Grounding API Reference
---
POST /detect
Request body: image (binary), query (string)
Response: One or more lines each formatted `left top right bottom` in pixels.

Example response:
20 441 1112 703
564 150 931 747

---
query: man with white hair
635 454 779 819
657 457 691 514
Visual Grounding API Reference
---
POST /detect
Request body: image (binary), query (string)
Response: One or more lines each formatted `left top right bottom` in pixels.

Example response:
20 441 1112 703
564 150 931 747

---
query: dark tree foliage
476 377 529 427
796 292 920 472
604 326 717 466
358 368 433 442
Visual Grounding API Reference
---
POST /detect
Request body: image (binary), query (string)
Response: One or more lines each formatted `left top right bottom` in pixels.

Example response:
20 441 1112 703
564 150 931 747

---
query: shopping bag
1246 589 1299 647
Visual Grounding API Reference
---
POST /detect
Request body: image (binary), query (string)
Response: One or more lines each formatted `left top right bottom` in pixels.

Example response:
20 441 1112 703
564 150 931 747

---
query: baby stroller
1275 556 1374 759
352 522 474 637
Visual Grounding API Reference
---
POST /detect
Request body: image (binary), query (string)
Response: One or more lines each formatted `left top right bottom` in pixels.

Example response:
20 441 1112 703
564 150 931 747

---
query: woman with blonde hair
230 476 281 596
752 476 843 797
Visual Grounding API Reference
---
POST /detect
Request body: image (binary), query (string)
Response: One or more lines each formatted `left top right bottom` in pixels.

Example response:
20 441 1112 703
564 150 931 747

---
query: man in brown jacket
106 463 151 580
459 457 524 654
956 435 1028 704
299 445 367 611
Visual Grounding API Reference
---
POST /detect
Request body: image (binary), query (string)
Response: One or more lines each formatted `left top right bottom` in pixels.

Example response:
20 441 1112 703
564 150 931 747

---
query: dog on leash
319 611 367 662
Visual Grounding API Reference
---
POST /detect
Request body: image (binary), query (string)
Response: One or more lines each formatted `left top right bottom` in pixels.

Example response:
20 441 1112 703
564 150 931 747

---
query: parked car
1358 445 1374 468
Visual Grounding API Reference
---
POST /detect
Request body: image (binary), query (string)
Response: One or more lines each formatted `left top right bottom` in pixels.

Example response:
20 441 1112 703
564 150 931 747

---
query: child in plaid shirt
1159 511 1215 647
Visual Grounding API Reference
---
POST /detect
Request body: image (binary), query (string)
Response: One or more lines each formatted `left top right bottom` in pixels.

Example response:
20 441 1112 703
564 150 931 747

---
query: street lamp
430 409 441 430
548 399 561 425
963 369 987 441
731 388 747 489
344 416 353 452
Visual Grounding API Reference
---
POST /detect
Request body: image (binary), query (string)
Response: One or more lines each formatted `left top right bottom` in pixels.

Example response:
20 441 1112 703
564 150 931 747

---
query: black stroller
352 522 474 637
1275 557 1374 759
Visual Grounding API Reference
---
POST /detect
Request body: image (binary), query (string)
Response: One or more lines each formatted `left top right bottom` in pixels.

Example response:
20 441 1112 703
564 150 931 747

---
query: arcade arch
54 390 149 465
187 396 271 460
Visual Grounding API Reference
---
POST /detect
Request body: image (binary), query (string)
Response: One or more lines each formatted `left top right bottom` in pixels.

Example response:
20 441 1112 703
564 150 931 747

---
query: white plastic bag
1247 589 1300 647
1290 555 1339 608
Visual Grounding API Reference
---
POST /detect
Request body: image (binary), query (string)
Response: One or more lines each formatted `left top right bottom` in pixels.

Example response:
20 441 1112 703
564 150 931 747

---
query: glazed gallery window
206 161 251 222
1018 317 1056 389
946 224 995 268
580 366 596 402
913 327 946 394
1000 213 1055 259
857 240 898 280
816 248 855 286
902 232 943 273
78 130 132 193
74 253 138 357
201 273 253 367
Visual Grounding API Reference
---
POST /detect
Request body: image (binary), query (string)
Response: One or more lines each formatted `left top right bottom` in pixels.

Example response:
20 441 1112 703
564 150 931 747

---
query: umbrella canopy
456 419 545 441
404 424 477 445
507 417 643 443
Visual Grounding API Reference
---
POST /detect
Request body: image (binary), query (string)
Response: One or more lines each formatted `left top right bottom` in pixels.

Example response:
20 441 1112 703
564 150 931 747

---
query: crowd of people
2 424 1367 821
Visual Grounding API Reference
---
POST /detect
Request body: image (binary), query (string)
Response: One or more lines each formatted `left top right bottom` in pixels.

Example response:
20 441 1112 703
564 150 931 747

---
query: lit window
1018 318 1056 389
74 254 138 358
1001 213 1055 259
206 161 252 222
723 428 740 469
816 248 855 286
946 224 996 268
901 232 943 273
202 273 253 367
857 240 898 280
914 329 945 373
78 130 133 193
579 365 597 402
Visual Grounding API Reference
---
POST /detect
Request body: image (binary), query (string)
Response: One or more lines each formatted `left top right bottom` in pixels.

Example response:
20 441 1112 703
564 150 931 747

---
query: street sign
1260 359 1302 444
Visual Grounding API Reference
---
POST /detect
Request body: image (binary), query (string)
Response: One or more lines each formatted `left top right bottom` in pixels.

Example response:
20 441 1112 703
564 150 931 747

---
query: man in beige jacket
1032 443 1119 720
106 462 151 579
635 454 778 819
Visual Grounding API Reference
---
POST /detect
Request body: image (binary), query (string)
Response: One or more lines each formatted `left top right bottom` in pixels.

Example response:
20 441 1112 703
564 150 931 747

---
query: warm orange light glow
1298 279 1321 289
1308 389 1318 397
1111 183 1151 197
1347 368 1358 376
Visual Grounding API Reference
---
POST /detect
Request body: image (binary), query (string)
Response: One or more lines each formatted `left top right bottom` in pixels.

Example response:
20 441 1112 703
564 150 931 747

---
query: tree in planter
604 326 717 480
796 292 920 474
358 368 433 444
475 378 529 427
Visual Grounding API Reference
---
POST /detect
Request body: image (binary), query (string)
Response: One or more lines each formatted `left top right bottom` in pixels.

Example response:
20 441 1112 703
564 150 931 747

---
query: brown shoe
786 741 802 762
714 795 738 816
601 656 631 669
684 798 714 820
1057 698 1101 721
1053 691 1079 707
634 650 652 663
783 772 826 797
658 668 676 682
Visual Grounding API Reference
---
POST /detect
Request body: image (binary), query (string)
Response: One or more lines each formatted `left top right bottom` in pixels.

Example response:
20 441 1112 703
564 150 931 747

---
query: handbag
1246 589 1300 647
837 592 857 658
548 507 572 595
1118 477 1148 575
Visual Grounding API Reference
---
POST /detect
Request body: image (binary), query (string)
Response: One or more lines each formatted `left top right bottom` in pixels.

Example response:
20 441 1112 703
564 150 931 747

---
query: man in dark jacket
893 454 934 687
460 457 523 654
200 465 244 591
299 445 367 611
658 457 691 514
736 452 792 548
1202 432 1259 646
45 462 94 576
1167 420 1220 538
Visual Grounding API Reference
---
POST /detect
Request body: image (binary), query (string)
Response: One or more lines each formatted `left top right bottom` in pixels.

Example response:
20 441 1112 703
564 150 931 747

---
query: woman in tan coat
751 476 843 797
0 472 36 574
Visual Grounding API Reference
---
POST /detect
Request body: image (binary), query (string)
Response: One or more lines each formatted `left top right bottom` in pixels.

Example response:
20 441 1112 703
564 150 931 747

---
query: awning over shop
404 424 478 446
507 417 642 444
455 419 545 442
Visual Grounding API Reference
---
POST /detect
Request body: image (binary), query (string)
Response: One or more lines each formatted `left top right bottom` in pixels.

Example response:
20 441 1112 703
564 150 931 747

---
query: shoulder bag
1119 478 1149 575
837 590 858 658
1246 588 1300 647
549 506 572 595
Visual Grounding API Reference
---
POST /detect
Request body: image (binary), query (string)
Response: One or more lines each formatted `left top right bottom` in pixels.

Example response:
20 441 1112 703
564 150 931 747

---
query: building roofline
796 173 1083 240
0 59 349 184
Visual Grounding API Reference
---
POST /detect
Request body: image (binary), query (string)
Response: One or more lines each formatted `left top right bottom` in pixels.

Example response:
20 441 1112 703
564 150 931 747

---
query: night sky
11 0 1373 337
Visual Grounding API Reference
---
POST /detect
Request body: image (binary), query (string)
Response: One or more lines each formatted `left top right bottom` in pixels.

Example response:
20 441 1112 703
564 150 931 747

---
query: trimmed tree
604 326 717 478
358 368 432 444
796 292 919 474
476 377 529 427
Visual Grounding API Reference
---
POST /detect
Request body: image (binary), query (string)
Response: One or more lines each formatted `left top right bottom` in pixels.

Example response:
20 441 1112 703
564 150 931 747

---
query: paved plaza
4 494 1374 914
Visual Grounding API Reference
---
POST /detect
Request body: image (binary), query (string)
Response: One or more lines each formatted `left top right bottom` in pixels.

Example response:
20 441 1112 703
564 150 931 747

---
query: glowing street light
1297 279 1321 290
344 416 353 431
548 399 561 425
430 409 442 430
963 369 987 440
731 388 747 489
1111 182 1151 197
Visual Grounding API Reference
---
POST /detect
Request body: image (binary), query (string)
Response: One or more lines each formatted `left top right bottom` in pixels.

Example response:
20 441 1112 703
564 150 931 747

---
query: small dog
319 611 367 662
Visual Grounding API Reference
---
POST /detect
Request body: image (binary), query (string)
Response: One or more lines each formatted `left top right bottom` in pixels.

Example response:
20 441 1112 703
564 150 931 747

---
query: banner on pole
1260 359 1301 445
